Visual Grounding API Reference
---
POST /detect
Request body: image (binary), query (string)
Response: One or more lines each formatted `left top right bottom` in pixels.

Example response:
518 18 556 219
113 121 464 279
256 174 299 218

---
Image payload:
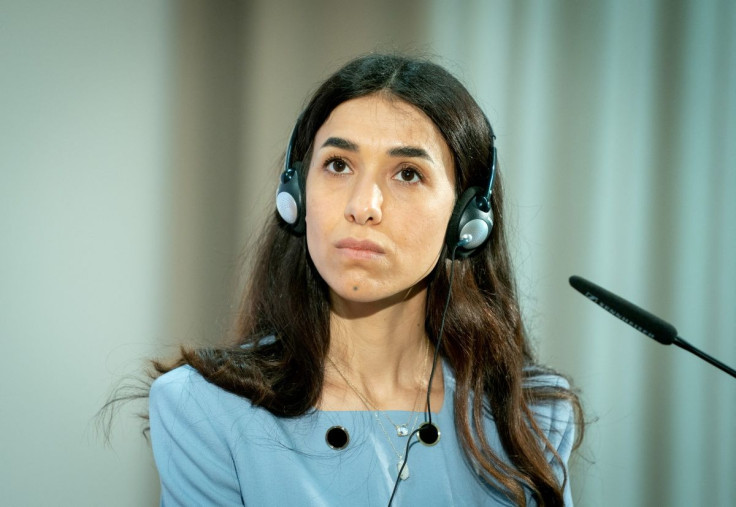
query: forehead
313 94 453 164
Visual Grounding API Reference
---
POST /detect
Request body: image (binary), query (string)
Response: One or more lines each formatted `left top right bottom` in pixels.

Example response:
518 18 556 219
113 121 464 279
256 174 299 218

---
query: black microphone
569 275 736 379
569 276 677 344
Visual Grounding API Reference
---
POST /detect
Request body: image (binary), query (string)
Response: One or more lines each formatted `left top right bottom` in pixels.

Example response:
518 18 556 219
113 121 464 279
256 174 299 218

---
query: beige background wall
2 1 734 506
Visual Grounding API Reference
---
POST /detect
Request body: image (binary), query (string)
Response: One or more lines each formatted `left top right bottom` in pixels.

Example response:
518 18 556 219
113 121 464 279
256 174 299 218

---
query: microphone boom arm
673 336 736 379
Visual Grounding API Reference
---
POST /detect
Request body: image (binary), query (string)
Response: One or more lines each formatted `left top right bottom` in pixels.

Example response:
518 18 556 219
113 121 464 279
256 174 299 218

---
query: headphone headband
283 116 300 174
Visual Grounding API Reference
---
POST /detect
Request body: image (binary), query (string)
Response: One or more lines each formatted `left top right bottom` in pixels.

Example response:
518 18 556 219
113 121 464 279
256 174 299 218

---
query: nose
344 175 383 225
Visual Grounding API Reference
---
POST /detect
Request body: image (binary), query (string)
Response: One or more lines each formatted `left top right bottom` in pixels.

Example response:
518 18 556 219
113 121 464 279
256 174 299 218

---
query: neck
323 284 443 411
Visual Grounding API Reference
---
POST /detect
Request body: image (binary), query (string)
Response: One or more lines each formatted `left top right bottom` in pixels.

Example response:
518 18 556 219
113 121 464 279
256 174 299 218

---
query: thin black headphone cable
425 242 462 426
387 241 463 506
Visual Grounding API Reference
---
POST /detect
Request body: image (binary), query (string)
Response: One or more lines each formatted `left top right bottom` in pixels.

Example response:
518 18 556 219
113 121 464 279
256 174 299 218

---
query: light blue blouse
150 363 575 506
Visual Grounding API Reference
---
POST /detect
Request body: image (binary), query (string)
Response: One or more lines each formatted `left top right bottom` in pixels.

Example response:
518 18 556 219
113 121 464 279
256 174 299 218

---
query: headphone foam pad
275 164 306 235
459 219 489 250
446 187 481 246
276 191 298 224
445 186 492 257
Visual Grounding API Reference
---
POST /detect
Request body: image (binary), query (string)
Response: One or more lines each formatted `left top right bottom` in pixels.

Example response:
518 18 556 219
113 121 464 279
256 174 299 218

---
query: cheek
305 177 327 232
305 201 325 252
305 189 336 267
394 196 454 261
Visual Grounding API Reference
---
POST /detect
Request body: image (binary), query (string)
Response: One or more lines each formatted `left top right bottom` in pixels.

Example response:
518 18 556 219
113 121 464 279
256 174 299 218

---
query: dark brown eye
326 158 350 173
396 168 421 183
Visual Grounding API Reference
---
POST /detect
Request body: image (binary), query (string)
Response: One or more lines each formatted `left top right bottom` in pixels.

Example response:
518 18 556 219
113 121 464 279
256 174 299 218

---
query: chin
330 283 383 304
328 278 427 308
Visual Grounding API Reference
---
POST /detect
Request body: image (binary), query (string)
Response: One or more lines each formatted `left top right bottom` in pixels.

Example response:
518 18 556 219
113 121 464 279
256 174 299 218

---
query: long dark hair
158 54 583 505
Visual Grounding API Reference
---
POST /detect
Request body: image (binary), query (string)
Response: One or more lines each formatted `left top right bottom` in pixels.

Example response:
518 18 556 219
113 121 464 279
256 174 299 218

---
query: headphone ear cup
276 163 306 235
446 186 493 258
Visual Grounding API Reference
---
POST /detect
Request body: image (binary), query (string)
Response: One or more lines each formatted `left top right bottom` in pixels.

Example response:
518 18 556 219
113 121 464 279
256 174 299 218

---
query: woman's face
305 94 456 305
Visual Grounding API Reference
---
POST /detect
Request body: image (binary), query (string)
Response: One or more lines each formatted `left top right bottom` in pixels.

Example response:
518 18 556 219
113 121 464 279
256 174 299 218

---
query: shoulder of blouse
524 372 577 498
523 373 575 443
150 363 259 423
149 365 255 505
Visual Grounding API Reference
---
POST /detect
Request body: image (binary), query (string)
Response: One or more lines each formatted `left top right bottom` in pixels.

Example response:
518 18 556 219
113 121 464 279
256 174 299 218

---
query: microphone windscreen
569 275 678 345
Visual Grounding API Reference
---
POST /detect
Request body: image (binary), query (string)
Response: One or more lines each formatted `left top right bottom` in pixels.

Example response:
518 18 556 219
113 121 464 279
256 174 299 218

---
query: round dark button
417 422 440 446
325 426 349 450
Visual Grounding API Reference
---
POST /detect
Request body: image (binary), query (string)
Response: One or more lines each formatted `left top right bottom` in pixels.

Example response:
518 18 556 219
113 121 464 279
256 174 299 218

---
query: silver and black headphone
443 142 497 257
275 119 306 235
275 115 497 256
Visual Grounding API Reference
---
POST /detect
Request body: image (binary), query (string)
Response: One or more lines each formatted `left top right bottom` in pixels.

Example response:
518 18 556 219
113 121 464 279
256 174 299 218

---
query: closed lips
335 239 385 253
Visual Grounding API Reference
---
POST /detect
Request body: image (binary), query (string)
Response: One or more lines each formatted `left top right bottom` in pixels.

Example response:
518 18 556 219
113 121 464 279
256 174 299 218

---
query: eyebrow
388 146 432 161
321 137 434 162
321 137 358 151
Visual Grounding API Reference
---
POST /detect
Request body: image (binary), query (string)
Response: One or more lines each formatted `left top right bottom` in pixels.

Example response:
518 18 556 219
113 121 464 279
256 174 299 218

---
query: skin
305 93 456 411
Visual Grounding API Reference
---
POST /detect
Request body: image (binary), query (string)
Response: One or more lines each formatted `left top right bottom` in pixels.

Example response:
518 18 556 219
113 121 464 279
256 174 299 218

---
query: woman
149 53 582 506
